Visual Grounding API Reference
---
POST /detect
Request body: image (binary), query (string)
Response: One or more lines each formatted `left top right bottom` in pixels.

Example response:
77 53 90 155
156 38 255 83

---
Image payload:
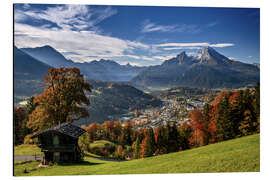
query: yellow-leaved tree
27 67 92 133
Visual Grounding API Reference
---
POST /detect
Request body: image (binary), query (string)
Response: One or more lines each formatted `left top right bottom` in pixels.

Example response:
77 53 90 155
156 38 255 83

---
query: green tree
238 89 258 135
133 137 140 159
239 109 253 136
14 107 26 145
202 103 211 145
155 125 168 155
167 122 180 152
254 83 260 133
147 128 156 154
230 90 244 137
21 97 35 138
120 121 133 146
216 95 234 140
78 132 91 152
178 123 192 150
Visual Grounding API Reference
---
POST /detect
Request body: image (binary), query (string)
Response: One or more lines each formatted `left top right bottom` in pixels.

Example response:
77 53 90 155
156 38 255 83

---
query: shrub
23 134 38 144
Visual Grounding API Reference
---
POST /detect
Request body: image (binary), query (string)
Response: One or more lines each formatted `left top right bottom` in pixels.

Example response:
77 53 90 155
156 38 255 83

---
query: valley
14 45 259 126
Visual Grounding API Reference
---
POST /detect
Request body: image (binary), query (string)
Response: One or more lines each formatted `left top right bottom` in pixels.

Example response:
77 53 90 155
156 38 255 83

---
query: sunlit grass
14 134 259 176
14 144 42 156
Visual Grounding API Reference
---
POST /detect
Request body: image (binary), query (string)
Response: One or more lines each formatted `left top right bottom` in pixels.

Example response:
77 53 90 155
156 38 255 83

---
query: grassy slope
89 140 116 149
14 144 42 156
15 134 259 176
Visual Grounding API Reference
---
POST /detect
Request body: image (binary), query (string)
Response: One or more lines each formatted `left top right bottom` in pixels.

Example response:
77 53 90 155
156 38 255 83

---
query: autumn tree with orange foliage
27 67 92 133
140 128 155 158
189 109 205 147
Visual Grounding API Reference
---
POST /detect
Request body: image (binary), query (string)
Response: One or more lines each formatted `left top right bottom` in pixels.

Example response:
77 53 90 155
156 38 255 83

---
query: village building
31 122 86 164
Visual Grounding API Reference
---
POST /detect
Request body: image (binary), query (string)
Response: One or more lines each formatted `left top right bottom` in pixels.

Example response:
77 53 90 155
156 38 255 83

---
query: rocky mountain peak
197 46 229 65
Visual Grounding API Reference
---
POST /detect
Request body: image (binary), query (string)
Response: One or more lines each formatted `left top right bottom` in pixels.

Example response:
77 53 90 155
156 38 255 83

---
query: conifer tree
167 122 180 152
230 90 244 137
147 128 156 154
239 109 253 136
155 125 168 155
178 123 192 150
244 89 257 133
133 137 140 159
254 83 260 132
216 95 234 140
121 121 133 146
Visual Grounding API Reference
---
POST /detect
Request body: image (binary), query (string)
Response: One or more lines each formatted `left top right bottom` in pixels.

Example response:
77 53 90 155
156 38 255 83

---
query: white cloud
229 57 238 60
152 55 176 61
210 43 235 48
14 23 149 63
163 47 202 50
141 20 178 33
118 62 143 67
141 20 200 33
154 42 235 51
15 5 117 31
22 4 31 10
155 42 210 47
206 22 218 28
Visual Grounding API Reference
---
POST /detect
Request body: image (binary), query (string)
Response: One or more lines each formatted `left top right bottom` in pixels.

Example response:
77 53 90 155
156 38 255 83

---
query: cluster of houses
128 97 207 130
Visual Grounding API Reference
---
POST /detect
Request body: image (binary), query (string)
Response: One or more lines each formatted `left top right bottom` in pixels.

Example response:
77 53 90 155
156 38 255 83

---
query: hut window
53 135 59 146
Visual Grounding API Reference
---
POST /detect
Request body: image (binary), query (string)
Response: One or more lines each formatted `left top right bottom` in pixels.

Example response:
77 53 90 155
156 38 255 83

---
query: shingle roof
31 122 86 139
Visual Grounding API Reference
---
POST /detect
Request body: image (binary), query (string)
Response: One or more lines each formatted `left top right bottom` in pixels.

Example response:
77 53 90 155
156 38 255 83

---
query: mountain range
131 47 260 89
20 45 146 82
15 45 260 90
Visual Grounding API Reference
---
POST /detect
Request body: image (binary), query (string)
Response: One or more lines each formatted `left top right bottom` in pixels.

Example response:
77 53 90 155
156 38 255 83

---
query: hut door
53 152 60 162
53 135 59 147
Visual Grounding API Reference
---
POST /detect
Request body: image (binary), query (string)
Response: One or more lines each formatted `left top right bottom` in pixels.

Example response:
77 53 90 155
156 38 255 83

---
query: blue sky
14 4 260 66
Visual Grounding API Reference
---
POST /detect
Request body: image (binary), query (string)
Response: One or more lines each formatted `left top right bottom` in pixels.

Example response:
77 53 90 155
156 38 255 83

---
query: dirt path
14 155 125 162
89 156 126 162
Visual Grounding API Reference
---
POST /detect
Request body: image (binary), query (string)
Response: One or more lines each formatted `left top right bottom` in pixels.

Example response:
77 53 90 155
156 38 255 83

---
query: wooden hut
31 122 86 164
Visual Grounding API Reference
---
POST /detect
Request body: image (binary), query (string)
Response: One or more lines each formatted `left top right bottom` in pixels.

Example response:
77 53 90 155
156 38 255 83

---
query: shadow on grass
58 160 104 167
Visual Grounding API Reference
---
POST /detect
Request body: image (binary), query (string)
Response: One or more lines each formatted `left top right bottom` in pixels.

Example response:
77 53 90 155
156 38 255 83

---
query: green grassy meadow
14 144 42 156
89 140 116 149
14 134 260 176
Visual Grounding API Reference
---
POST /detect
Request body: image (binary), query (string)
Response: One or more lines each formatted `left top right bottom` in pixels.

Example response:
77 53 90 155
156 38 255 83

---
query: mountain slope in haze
21 45 70 68
131 47 260 89
20 45 146 82
14 46 51 80
14 46 51 102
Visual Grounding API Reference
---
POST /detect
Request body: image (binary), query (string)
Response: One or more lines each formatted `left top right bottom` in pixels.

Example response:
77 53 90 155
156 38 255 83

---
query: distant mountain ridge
14 46 51 80
21 45 69 67
20 45 146 82
16 45 260 90
131 47 260 89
